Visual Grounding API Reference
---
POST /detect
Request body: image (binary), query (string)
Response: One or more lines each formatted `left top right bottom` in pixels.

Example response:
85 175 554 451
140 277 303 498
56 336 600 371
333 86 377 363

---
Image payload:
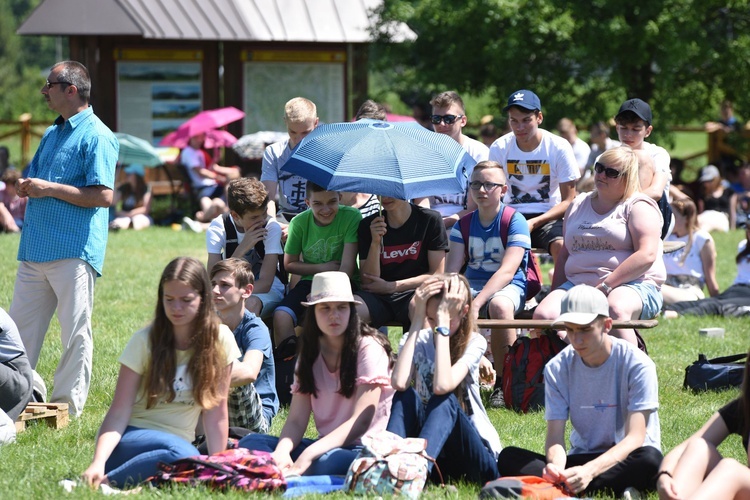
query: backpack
149 448 286 493
222 213 287 285
344 430 440 499
683 353 746 392
458 205 542 300
274 335 298 407
502 331 567 413
480 475 570 499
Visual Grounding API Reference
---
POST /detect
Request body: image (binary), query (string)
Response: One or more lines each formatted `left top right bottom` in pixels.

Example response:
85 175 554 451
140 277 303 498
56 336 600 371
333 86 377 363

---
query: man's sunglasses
430 114 464 125
594 162 623 179
46 80 72 89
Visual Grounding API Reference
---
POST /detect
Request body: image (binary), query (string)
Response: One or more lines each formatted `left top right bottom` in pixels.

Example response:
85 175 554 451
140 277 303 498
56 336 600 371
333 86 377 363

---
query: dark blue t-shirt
234 310 279 422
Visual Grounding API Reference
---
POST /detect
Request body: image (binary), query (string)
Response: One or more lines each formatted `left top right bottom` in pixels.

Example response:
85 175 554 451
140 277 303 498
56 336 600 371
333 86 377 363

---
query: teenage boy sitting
354 196 448 328
210 258 279 432
272 181 361 344
446 161 531 408
488 89 579 264
206 177 285 318
496 285 662 498
614 98 673 238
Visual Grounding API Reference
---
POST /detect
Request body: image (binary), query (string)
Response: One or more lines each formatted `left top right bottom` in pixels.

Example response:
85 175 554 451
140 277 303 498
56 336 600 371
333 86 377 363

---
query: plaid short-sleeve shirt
17 107 118 276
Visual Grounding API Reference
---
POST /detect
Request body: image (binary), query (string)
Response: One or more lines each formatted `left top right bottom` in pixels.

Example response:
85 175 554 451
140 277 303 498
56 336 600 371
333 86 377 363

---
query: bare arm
253 253 279 294
81 365 140 487
472 246 525 316
543 419 568 483
17 179 112 208
337 242 358 278
657 411 730 500
561 411 650 495
284 253 340 276
289 384 382 476
273 393 312 472
700 238 720 297
202 364 232 455
600 201 660 288
231 350 264 386
446 239 466 274
642 171 668 201
262 180 278 218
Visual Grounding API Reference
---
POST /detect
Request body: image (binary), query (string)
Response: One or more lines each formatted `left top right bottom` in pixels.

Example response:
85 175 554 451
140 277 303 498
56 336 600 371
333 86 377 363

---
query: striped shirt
17 107 118 276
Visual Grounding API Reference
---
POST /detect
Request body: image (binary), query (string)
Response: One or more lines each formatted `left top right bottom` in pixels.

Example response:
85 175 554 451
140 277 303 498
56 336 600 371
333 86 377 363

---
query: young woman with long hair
387 273 501 485
82 257 238 488
664 225 750 317
661 198 720 305
657 350 750 499
238 271 394 476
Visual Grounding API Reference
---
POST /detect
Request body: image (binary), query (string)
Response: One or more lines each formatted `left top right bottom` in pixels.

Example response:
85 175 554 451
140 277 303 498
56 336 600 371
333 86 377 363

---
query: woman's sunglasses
594 162 623 179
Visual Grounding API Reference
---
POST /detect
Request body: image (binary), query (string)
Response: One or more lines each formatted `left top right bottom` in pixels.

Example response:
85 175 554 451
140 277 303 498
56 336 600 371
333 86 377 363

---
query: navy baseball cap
503 90 541 112
616 98 652 125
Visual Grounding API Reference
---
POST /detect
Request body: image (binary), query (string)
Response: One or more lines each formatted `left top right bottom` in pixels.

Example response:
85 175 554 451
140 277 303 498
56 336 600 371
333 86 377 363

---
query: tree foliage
372 0 750 136
0 0 60 121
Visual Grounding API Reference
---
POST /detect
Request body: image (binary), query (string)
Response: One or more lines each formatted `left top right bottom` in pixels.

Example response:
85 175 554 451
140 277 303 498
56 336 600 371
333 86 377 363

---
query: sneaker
182 216 203 233
489 387 506 408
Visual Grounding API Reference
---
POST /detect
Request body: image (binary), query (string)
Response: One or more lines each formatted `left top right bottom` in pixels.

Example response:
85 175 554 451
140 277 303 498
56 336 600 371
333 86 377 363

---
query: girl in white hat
238 271 394 476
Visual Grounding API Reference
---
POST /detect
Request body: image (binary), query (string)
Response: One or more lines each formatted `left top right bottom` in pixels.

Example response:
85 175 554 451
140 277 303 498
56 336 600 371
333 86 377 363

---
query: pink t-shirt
0 189 26 222
291 335 394 442
563 192 666 287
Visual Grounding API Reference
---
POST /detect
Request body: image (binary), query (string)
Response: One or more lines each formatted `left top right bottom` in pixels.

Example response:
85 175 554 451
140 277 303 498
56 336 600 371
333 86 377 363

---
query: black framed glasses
594 162 623 179
430 114 464 125
469 181 505 191
45 80 72 89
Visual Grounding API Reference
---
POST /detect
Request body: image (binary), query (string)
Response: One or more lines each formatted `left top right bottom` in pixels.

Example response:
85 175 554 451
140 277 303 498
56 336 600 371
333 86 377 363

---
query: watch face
435 326 451 337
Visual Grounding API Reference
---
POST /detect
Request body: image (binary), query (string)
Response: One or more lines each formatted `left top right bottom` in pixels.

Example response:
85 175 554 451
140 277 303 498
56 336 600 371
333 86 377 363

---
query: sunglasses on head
594 162 623 179
430 114 464 125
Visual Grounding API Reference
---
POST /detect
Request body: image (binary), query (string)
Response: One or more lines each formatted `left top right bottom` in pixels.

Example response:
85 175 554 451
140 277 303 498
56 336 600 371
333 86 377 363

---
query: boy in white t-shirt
614 98 673 238
206 178 285 318
489 89 579 264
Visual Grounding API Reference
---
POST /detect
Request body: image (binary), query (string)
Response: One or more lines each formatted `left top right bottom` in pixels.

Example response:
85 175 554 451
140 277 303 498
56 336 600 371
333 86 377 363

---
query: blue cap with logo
503 90 542 112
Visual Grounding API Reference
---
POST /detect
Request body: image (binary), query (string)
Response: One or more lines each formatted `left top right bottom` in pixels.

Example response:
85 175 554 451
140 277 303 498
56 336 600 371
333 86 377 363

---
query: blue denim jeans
105 426 200 488
386 387 498 484
238 433 363 476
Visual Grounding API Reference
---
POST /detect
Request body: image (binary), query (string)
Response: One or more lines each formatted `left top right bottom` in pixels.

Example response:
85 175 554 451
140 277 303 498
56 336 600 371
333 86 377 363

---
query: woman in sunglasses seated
533 146 666 346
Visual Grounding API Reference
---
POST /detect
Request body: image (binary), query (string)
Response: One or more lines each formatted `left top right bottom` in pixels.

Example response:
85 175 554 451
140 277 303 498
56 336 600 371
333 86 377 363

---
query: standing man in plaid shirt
10 61 118 417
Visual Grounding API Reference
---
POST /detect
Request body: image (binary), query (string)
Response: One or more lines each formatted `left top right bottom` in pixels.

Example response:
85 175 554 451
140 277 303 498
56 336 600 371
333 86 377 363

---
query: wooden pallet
15 403 69 432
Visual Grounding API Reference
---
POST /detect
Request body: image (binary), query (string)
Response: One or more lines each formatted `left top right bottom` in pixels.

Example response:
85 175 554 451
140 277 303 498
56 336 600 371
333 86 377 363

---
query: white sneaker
182 216 203 233
622 487 642 499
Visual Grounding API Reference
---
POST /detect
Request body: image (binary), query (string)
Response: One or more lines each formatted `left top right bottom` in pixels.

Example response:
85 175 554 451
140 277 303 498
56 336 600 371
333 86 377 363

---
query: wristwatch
599 282 613 295
434 326 451 337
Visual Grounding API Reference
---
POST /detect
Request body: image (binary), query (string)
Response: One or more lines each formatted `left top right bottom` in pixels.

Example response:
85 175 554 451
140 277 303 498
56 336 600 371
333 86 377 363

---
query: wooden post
19 113 32 168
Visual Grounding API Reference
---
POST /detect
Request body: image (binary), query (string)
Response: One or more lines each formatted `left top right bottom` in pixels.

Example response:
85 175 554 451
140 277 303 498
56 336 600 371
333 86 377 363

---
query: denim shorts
471 283 525 317
560 280 662 320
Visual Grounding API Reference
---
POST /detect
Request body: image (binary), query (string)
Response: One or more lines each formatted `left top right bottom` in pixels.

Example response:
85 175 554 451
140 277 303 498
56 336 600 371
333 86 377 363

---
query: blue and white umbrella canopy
281 120 474 200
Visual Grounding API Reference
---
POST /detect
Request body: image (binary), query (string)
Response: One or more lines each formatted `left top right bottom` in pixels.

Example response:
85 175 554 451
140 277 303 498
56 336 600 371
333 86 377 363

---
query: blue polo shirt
18 107 118 276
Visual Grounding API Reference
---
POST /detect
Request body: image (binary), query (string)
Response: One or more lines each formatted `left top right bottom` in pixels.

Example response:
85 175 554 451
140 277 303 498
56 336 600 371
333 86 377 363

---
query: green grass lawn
0 227 746 498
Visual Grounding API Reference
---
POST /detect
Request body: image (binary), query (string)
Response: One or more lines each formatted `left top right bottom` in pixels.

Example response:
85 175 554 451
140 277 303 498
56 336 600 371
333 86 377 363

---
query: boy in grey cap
497 285 662 497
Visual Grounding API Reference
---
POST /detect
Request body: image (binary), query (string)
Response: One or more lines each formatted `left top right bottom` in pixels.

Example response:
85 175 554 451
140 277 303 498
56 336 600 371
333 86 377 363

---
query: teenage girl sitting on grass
238 271 394 476
82 257 238 489
387 273 502 485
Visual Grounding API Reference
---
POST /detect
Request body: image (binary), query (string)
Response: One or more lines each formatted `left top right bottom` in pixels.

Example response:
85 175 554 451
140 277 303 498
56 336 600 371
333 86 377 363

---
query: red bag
502 331 567 413
480 475 570 499
459 205 542 300
149 448 286 492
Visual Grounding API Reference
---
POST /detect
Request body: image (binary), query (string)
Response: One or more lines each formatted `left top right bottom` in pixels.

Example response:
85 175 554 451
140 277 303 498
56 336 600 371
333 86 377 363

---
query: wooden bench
476 319 658 331
15 402 69 433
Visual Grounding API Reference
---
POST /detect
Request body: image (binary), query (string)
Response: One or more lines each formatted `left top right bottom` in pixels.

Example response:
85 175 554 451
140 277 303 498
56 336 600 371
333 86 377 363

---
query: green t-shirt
285 205 362 281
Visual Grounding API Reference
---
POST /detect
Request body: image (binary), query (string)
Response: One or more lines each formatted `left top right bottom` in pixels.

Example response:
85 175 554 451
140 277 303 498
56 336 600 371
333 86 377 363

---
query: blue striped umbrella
281 120 474 200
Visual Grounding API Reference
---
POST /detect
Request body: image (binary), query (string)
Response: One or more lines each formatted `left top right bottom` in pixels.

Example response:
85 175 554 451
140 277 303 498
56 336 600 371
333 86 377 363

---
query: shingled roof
18 0 415 42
